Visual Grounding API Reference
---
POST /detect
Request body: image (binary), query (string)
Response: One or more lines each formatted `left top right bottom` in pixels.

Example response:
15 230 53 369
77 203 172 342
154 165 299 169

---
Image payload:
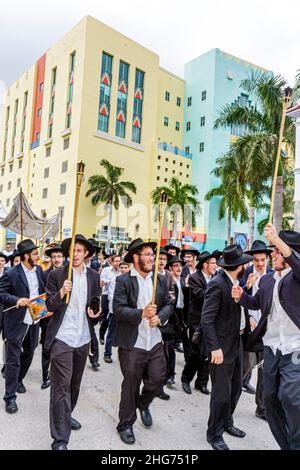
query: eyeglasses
139 252 155 258
52 255 64 260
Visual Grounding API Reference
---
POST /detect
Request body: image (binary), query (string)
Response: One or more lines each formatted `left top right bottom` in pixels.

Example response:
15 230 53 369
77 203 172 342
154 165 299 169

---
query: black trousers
181 327 209 387
40 317 51 381
89 325 99 364
117 343 166 432
263 346 300 450
207 340 243 441
50 339 89 449
99 295 109 341
243 350 265 414
4 322 39 401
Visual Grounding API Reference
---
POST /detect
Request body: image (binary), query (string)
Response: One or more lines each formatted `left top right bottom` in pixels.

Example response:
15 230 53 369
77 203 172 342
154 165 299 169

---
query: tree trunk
227 209 231 244
273 175 284 232
106 203 113 254
248 205 255 247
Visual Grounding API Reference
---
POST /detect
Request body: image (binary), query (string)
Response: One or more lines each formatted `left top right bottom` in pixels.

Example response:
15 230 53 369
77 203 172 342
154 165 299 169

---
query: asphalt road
0 339 278 450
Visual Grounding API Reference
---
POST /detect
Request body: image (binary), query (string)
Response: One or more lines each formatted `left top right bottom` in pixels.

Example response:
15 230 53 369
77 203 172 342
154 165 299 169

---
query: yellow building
0 16 191 248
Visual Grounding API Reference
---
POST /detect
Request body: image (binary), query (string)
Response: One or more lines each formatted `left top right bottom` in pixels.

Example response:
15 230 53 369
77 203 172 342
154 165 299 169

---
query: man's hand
185 274 190 287
16 298 30 307
148 315 160 328
60 280 72 299
100 280 105 289
87 307 101 319
142 304 157 319
250 316 257 331
211 349 224 365
264 223 278 245
231 285 243 301
246 272 259 290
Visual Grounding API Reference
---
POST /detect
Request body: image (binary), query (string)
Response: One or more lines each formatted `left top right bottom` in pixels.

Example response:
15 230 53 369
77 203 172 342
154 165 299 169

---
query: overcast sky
1 0 299 112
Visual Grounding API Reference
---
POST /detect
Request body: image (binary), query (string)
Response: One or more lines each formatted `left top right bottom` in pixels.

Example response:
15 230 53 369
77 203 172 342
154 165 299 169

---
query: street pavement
0 339 278 450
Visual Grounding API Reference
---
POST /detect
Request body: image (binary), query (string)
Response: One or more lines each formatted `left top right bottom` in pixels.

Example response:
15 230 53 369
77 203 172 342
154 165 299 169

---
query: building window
199 142 205 152
0 184 2 193
115 60 129 138
164 116 169 127
180 172 182 176
158 155 161 160
172 170 175 174
37 108 42 118
165 91 170 101
48 67 57 138
11 99 18 158
8 181 12 190
98 52 113 133
6 198 10 207
40 83 44 92
186 121 191 131
165 158 169 162
46 146 51 157
185 146 190 154
66 52 76 129
18 159 23 169
9 163 13 173
44 168 49 178
17 178 21 188
175 121 180 131
157 166 160 170
62 161 68 173
1 168 4 176
63 138 70 150
165 168 168 172
2 106 10 162
180 162 183 167
187 164 190 169
202 90 207 101
176 97 181 107
157 176 160 181
187 97 192 106
173 160 176 164
186 174 189 178
59 206 65 217
36 132 40 142
60 183 67 195
132 68 144 144
42 188 48 199
20 91 28 153
200 116 206 127
164 178 167 182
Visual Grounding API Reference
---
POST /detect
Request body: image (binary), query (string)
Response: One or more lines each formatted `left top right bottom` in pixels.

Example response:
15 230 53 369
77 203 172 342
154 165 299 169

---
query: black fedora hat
123 238 157 263
217 244 253 268
88 238 101 254
17 239 40 256
61 234 95 258
45 244 64 257
0 252 9 263
212 249 222 260
277 230 300 253
166 256 185 270
159 248 172 262
245 240 273 256
196 251 215 270
181 248 200 258
164 244 181 256
8 249 19 261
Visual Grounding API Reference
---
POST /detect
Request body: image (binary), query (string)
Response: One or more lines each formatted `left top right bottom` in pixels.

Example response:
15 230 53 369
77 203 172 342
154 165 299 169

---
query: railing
158 141 192 159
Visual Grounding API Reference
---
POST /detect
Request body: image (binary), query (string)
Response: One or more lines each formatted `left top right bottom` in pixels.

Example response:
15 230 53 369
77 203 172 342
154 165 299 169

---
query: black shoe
103 356 113 363
53 443 68 450
1 366 5 379
99 338 104 345
166 378 175 387
41 378 51 389
5 398 18 414
139 408 153 428
158 390 170 401
181 382 192 395
242 383 256 394
255 411 267 421
91 362 100 369
17 381 26 394
207 437 230 451
71 417 82 430
195 384 210 395
118 427 135 445
175 344 184 353
225 425 246 438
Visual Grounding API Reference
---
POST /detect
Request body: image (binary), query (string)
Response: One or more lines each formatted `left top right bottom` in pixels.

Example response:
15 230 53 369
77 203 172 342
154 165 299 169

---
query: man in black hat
45 234 101 450
181 251 218 395
164 244 181 257
0 252 9 375
0 239 45 413
9 249 21 268
240 240 273 418
232 225 300 450
88 238 101 272
202 244 253 450
40 244 65 389
113 238 173 445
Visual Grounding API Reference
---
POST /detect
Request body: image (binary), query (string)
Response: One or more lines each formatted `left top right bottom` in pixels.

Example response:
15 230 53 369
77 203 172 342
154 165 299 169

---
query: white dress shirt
248 267 266 323
202 270 212 284
131 267 162 351
108 276 117 314
21 263 40 325
175 278 184 309
100 266 119 295
264 268 300 355
224 270 245 331
56 265 91 348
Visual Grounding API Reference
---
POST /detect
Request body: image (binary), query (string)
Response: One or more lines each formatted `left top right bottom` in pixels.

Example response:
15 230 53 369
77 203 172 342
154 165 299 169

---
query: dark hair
111 255 121 262
20 250 34 262
225 265 240 272
120 261 129 267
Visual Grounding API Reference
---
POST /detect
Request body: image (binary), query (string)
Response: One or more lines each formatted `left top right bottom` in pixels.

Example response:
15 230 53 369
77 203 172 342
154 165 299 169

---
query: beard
28 256 35 268
138 257 153 273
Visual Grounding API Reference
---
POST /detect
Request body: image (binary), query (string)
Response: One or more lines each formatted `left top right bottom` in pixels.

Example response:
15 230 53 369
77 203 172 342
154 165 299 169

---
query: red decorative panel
31 54 46 145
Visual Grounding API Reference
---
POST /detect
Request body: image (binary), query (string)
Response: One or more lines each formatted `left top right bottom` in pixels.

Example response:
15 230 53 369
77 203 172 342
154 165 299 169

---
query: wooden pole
20 187 23 240
269 89 292 224
60 209 63 243
151 191 168 304
41 210 47 255
66 161 85 304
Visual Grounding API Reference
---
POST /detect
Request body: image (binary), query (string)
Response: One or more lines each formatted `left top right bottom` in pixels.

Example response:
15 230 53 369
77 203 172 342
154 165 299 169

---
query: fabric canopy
0 192 59 240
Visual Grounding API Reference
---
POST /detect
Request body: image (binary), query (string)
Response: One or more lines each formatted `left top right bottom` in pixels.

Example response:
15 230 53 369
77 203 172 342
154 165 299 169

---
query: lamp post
269 87 293 225
66 160 85 304
41 209 47 255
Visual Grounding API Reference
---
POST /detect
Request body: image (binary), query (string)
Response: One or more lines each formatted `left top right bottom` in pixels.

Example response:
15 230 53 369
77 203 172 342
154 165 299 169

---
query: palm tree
86 159 137 252
214 70 295 232
151 177 199 243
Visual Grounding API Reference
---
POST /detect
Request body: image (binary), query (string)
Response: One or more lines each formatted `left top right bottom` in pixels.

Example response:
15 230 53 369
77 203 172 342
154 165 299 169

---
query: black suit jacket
201 270 242 364
112 272 173 350
44 265 100 352
188 270 209 330
240 250 300 349
0 263 45 340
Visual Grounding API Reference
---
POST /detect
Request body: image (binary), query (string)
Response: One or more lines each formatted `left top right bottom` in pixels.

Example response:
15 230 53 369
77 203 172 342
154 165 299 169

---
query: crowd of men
0 224 300 451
